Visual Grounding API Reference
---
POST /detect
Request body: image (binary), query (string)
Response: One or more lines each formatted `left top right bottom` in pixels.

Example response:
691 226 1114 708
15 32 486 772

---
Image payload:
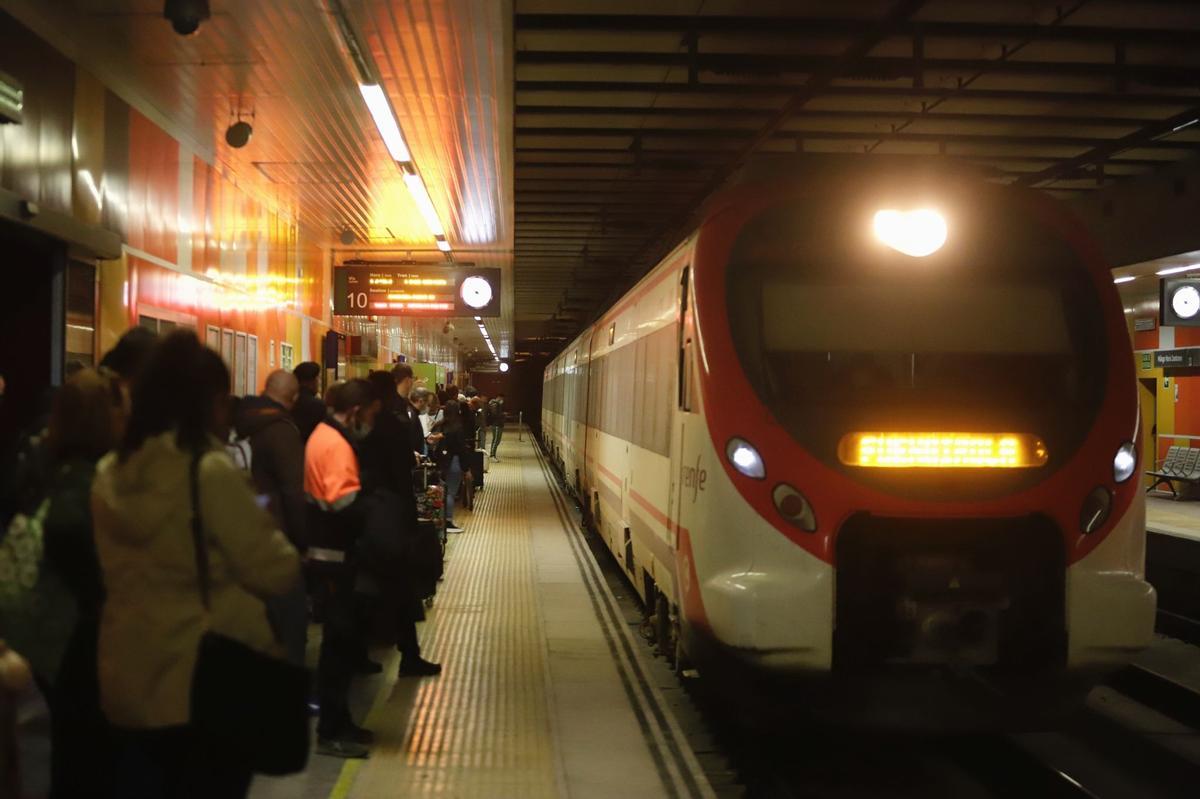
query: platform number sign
333 265 501 317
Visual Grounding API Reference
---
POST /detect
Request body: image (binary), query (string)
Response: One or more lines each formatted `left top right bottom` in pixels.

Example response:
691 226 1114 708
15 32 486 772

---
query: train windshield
726 195 1108 483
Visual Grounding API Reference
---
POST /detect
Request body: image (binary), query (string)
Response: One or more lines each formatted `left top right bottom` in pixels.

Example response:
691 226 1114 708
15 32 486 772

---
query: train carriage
543 161 1156 726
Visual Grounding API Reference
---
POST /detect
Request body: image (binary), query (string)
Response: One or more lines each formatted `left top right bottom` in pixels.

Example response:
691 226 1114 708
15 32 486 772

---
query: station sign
333 264 500 317
1153 348 1200 369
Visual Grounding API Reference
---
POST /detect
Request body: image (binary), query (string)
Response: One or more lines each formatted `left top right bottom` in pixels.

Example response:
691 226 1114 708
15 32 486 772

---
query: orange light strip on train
838 432 1048 468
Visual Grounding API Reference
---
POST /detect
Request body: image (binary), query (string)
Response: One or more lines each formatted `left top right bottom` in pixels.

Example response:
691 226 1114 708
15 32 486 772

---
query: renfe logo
681 455 707 503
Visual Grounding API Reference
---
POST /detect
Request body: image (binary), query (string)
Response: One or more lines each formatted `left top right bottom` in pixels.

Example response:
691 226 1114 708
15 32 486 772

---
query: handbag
187 452 310 776
0 500 77 682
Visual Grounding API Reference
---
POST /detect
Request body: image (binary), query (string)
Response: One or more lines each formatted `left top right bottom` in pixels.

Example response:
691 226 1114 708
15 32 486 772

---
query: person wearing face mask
303 379 379 759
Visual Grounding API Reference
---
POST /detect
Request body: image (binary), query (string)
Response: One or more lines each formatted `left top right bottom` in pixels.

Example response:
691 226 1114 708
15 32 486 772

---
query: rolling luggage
467 450 485 489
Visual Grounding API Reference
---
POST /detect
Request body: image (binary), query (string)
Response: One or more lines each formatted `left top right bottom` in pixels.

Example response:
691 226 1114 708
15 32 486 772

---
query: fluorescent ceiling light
436 239 451 253
1113 276 1136 284
1156 264 1200 276
403 171 445 237
359 84 411 163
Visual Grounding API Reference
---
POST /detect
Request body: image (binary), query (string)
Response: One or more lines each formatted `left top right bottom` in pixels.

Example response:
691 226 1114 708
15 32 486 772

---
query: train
541 160 1156 727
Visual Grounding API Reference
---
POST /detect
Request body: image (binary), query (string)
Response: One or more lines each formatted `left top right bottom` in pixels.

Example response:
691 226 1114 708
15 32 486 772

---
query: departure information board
333 265 501 317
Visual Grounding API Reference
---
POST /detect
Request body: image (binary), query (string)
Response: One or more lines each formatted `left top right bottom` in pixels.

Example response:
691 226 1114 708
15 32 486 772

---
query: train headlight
772 484 816 532
1080 486 1112 534
873 209 947 257
726 438 765 480
1113 442 1137 483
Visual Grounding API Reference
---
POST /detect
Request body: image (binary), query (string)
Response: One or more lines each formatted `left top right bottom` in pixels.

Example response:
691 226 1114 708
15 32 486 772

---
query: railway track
536 435 1200 797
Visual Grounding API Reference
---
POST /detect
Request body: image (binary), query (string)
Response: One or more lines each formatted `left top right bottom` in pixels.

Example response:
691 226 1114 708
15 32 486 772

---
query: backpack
225 433 253 472
0 500 77 681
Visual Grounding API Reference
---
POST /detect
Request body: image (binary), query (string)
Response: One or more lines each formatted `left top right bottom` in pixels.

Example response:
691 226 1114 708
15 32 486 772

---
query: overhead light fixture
359 84 411 163
1156 264 1200 276
436 237 451 253
499 362 510 373
403 170 445 237
1113 276 1136 284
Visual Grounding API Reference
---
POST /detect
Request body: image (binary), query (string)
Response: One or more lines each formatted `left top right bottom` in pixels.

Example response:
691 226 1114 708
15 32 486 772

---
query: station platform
1146 495 1200 542
251 428 712 799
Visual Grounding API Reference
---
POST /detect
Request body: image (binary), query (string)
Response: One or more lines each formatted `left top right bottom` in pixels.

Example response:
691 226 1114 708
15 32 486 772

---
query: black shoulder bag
188 451 310 775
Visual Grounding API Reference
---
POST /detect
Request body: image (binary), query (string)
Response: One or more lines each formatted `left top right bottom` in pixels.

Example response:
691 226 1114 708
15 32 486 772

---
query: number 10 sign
333 265 501 317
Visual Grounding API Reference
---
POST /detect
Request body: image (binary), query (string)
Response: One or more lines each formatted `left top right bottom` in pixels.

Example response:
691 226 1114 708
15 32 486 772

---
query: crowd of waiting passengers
0 327 508 797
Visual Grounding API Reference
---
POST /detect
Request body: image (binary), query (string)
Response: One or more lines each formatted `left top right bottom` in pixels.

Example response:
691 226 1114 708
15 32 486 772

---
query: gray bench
1146 445 1200 499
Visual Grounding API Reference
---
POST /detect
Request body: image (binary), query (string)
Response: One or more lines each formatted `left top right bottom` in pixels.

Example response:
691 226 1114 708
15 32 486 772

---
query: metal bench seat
1146 445 1200 498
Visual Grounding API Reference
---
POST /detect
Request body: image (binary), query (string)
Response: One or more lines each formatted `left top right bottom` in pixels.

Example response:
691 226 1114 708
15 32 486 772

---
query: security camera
225 120 252 148
164 0 210 36
442 321 455 335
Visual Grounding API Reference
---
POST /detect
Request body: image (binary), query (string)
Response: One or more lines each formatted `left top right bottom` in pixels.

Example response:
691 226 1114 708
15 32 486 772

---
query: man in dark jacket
234 369 308 668
292 361 327 443
391 363 426 462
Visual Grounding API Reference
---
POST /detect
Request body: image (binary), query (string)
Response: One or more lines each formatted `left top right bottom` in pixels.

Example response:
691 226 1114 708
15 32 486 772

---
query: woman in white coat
91 331 300 798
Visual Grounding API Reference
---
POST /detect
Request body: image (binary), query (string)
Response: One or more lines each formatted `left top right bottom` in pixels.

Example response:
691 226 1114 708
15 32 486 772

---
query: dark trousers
114 725 251 799
490 424 504 456
316 566 364 739
48 619 117 798
397 616 420 660
265 579 309 667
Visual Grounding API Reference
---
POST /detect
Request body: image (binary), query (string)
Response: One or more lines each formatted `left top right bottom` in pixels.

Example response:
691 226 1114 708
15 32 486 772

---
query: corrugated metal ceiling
512 0 1200 355
1 0 514 360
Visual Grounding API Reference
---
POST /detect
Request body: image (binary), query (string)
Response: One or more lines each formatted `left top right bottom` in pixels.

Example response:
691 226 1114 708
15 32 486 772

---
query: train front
687 168 1156 726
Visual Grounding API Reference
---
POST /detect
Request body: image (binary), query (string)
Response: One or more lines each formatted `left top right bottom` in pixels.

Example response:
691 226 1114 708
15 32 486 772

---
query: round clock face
460 276 493 310
1173 285 1200 320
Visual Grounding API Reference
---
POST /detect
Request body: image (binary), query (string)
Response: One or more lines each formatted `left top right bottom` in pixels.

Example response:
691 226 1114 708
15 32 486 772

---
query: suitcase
468 450 485 489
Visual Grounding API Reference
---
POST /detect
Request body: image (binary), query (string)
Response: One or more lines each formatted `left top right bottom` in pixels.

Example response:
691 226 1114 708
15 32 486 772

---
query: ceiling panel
2 0 515 360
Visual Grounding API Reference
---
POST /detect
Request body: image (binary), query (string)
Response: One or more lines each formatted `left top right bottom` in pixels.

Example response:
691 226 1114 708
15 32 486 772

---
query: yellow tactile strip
345 438 562 798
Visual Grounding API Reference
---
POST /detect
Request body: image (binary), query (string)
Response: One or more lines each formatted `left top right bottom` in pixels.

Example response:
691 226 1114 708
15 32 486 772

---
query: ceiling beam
516 81 1200 108
515 105 1160 129
516 126 1200 151
515 50 1200 86
514 14 1200 46
1016 104 1200 186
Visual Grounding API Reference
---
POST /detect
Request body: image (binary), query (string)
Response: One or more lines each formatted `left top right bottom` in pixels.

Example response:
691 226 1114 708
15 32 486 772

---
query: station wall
0 8 331 398
1129 311 1200 467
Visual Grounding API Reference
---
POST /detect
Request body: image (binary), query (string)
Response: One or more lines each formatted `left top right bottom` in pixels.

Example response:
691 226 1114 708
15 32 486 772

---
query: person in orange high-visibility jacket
303 378 378 760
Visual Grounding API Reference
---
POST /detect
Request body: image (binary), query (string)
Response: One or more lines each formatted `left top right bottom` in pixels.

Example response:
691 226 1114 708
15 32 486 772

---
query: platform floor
252 428 711 799
1146 495 1200 542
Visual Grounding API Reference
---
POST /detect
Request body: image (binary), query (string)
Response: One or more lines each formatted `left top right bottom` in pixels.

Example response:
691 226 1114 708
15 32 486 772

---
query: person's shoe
446 523 465 534
492 455 500 462
400 656 443 677
342 724 375 745
316 737 370 759
355 659 383 675
307 699 321 717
